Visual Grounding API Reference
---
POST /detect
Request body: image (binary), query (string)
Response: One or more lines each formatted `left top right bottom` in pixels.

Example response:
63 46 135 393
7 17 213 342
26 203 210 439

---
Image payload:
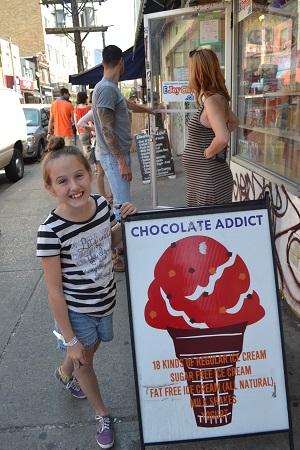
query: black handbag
216 146 227 162
86 145 96 164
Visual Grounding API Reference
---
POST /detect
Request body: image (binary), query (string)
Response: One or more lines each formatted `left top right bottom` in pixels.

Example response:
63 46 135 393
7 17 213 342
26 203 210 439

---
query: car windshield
23 109 39 126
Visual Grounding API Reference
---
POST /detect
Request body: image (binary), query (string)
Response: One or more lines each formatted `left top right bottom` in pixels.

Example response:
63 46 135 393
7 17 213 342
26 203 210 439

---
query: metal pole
70 0 84 73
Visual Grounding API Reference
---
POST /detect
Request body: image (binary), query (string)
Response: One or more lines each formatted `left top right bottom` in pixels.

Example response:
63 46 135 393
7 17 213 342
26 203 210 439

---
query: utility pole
70 0 84 73
41 1 109 74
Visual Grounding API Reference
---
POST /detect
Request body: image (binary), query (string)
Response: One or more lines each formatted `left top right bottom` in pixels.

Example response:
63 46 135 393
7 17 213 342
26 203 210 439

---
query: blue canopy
69 44 146 86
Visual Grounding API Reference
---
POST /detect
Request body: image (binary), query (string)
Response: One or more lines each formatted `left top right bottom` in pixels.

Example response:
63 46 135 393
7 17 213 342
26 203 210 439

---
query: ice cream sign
162 81 195 102
145 235 264 428
123 199 292 447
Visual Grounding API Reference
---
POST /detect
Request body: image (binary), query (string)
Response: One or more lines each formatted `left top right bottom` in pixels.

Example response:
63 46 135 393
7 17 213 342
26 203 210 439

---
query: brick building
0 0 45 57
0 0 77 101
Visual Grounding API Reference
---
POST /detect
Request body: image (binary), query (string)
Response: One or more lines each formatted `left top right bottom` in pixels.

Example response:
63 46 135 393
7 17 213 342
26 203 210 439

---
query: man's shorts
54 311 114 351
64 135 76 146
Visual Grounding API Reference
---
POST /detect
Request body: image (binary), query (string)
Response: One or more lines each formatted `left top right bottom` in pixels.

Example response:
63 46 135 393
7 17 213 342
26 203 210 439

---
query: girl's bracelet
53 330 78 346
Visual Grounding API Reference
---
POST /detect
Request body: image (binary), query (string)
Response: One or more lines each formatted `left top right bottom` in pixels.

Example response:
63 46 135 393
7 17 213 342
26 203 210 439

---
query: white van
0 88 28 182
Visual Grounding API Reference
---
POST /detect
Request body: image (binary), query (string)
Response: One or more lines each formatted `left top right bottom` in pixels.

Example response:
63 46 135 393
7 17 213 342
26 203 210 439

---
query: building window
47 45 53 61
236 0 300 185
41 68 50 84
55 50 60 65
62 55 67 68
24 67 33 79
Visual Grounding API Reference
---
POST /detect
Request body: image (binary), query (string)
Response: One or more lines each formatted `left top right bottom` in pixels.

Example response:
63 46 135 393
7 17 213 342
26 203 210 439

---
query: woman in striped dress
183 48 239 207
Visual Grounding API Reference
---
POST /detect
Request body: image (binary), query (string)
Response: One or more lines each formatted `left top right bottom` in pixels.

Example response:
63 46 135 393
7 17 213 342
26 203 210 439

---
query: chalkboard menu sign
134 131 176 182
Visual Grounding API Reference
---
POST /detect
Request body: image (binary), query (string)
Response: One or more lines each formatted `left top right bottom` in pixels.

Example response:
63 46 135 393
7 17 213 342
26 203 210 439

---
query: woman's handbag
86 145 96 164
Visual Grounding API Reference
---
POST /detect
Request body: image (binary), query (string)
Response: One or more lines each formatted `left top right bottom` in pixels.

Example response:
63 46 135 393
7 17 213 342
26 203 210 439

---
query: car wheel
37 140 45 159
5 148 24 182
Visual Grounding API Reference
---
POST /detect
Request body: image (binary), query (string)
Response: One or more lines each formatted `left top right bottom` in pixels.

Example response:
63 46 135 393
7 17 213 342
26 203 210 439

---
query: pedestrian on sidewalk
92 44 154 272
74 91 92 155
47 87 75 145
77 108 113 204
36 136 137 449
183 48 239 206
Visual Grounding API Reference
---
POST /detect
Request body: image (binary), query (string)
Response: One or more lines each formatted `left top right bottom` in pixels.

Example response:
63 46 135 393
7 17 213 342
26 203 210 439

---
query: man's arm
73 111 79 129
47 114 54 140
97 107 132 181
126 99 154 114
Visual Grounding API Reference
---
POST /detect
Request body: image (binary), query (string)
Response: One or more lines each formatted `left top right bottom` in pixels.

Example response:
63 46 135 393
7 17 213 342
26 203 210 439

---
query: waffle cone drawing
167 322 247 427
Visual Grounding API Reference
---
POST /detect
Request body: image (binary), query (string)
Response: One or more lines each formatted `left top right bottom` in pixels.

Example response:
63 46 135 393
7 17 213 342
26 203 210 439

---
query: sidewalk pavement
0 151 299 450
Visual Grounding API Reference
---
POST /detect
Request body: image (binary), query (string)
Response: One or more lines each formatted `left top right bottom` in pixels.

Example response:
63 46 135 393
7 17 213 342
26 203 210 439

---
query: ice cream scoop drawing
145 236 265 427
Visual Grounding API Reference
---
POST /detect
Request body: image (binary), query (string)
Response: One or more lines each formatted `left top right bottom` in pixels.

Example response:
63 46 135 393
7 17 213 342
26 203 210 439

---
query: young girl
36 136 137 449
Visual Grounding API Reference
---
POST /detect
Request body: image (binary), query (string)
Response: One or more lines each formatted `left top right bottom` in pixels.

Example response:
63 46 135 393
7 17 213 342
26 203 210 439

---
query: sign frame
122 197 294 449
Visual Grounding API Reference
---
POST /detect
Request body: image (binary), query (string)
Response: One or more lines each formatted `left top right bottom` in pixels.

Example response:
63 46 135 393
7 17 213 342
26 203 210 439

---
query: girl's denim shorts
54 310 113 351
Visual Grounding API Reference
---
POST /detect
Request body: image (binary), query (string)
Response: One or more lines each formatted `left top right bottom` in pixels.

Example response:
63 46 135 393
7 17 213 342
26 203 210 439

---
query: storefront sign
123 198 292 448
238 0 252 22
134 131 175 182
162 81 194 102
19 78 34 90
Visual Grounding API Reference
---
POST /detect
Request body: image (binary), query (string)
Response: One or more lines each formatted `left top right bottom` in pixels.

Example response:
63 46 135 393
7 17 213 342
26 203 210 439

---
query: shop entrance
143 3 232 208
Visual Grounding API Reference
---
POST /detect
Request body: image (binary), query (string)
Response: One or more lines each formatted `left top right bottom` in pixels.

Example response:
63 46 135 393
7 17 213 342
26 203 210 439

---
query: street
0 154 299 450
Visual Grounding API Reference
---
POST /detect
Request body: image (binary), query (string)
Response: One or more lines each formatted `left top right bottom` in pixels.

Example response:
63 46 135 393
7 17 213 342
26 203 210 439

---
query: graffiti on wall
231 162 300 316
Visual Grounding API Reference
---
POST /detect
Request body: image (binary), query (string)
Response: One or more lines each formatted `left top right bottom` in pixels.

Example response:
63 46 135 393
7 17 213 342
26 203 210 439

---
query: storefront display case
236 1 300 187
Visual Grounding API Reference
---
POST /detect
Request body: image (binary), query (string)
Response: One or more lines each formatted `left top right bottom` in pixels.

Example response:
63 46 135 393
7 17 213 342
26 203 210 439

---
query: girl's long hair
188 48 230 106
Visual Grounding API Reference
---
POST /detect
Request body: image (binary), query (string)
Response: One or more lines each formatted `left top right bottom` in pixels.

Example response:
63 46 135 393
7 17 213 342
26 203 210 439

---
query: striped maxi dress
182 103 233 207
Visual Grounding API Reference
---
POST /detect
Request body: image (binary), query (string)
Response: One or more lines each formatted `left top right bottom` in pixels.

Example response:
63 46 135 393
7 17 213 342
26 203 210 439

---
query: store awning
69 44 146 86
134 0 181 50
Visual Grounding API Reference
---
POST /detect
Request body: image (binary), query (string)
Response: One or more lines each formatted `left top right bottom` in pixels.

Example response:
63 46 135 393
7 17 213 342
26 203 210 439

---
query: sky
85 0 135 59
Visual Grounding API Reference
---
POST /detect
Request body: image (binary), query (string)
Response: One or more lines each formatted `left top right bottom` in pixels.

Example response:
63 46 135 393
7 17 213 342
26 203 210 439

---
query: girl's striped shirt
37 195 118 317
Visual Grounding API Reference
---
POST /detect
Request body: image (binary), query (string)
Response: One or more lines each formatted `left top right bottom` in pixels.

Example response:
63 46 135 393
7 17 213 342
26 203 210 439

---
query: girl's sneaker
95 415 114 449
54 367 86 399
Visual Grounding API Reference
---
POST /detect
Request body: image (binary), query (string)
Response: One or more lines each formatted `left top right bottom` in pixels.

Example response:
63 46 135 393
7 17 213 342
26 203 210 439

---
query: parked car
0 87 28 182
22 104 51 159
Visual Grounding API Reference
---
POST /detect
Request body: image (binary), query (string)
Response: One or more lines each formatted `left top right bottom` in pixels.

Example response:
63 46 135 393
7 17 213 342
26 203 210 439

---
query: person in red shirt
47 88 75 145
74 91 91 155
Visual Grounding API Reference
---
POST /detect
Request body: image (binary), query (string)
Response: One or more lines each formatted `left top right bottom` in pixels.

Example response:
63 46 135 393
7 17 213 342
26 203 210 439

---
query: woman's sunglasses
189 48 199 57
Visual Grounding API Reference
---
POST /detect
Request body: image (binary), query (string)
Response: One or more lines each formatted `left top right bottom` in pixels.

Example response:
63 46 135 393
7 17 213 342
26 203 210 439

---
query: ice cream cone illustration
167 322 247 427
145 236 265 428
